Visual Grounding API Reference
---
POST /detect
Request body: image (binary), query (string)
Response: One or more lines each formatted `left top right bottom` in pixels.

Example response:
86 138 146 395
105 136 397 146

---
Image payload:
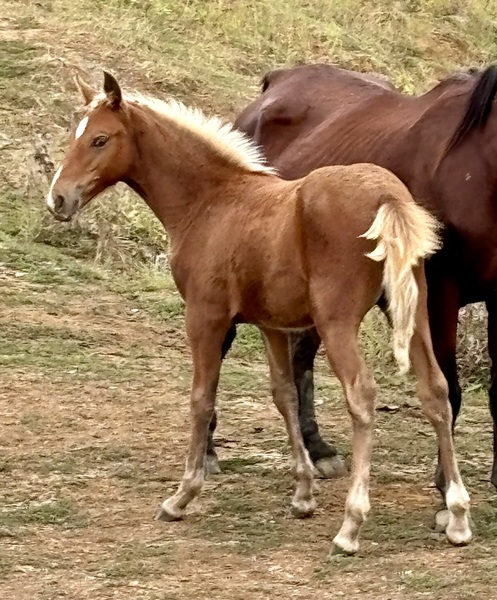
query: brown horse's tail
360 196 441 374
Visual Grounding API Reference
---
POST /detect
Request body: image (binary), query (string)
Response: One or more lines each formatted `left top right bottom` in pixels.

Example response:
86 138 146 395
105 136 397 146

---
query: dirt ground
1 260 497 600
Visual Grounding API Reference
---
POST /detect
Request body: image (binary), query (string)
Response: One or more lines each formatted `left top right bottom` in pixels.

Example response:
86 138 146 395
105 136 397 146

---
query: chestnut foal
46 72 471 554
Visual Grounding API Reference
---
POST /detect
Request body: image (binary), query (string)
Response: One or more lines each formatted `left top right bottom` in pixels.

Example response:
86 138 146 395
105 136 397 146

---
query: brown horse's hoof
314 455 347 479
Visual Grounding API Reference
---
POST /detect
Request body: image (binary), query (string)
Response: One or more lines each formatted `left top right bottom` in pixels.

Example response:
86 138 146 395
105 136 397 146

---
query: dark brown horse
46 72 470 554
230 63 497 498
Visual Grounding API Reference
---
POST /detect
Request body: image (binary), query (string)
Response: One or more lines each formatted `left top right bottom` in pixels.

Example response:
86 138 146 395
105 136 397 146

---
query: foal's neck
125 104 244 242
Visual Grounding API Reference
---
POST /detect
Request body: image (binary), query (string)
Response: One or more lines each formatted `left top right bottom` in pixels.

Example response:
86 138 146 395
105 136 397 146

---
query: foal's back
213 163 413 329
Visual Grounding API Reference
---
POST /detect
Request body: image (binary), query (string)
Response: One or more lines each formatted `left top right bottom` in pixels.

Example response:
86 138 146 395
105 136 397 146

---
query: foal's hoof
314 455 347 479
446 514 472 547
447 522 472 547
330 535 358 557
205 454 221 476
155 501 183 522
291 497 317 519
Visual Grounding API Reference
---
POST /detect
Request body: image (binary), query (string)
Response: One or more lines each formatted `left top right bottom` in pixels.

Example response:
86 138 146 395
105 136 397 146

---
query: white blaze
75 116 89 139
46 166 63 210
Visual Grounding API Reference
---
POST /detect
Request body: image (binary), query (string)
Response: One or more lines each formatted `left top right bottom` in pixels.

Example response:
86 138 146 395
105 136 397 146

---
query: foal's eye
92 135 109 148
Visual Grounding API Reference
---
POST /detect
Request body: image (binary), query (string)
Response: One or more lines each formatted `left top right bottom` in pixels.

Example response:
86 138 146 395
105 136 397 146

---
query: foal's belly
235 273 313 329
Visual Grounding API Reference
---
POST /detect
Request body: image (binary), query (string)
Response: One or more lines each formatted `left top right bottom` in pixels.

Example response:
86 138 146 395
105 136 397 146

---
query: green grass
0 321 127 379
220 456 265 473
0 499 85 529
199 484 287 555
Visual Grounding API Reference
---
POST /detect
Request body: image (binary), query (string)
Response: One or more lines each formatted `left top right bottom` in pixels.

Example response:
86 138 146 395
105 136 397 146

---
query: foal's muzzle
47 188 82 222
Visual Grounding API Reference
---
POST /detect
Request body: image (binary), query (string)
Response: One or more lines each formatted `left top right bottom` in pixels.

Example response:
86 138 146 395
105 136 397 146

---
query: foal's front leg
262 328 316 517
157 314 228 521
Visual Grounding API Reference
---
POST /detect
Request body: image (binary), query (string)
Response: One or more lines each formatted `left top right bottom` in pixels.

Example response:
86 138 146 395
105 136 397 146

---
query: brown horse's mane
444 65 497 155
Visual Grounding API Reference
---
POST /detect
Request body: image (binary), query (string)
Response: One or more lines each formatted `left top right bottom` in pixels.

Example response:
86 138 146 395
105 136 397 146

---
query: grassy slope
1 0 496 378
1 1 497 597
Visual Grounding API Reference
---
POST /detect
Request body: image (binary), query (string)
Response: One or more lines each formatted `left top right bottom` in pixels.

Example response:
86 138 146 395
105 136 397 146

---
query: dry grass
1 0 494 380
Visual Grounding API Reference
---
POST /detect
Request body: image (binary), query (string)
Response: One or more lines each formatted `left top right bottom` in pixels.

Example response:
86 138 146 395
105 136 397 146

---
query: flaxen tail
360 196 441 374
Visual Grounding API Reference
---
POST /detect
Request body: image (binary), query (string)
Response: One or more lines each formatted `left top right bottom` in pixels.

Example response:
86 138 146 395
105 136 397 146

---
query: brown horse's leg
426 273 461 496
205 324 237 476
318 321 375 555
410 275 471 546
262 328 316 517
291 329 346 479
157 315 228 521
486 297 497 487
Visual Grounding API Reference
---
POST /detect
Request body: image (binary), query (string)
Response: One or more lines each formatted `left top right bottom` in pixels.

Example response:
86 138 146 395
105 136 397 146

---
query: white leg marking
157 466 205 522
434 508 450 533
445 480 472 546
46 166 63 210
75 115 89 139
332 478 370 555
291 450 316 518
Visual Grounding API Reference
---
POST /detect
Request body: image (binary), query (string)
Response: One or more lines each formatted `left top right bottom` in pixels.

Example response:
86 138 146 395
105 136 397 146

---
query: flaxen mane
91 92 276 176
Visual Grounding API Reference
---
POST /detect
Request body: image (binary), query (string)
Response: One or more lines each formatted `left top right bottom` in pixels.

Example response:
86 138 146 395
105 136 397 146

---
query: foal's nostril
54 194 65 212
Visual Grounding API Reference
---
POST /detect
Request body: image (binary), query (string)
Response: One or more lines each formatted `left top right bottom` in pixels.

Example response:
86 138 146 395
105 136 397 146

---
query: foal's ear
103 71 122 109
74 74 96 105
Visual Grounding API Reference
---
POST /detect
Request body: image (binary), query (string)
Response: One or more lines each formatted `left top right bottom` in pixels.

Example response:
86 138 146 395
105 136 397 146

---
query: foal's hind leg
318 322 376 555
262 328 316 517
157 314 228 521
410 278 471 546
